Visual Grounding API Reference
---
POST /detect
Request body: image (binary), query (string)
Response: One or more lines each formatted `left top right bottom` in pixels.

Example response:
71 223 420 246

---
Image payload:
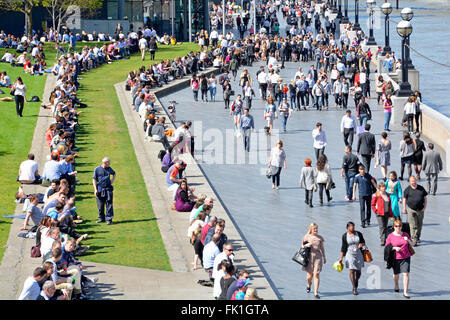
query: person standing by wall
421 143 443 195
301 223 326 299
93 157 116 225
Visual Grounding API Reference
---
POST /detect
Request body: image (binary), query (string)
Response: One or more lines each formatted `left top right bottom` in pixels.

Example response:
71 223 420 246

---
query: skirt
393 257 411 274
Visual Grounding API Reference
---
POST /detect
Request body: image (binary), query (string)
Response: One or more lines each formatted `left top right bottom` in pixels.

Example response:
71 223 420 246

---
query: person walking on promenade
208 74 218 102
243 81 255 109
356 124 376 173
404 97 416 133
190 74 199 102
139 35 147 61
222 80 232 109
421 143 443 195
413 91 422 133
376 132 391 181
412 133 426 180
314 155 333 205
268 140 287 190
93 157 116 225
230 94 244 132
239 108 254 152
376 75 384 105
312 122 327 160
338 222 366 295
341 145 360 202
300 158 315 208
312 79 324 110
383 94 393 131
356 97 372 127
403 176 428 246
385 219 414 298
353 165 378 228
386 171 403 219
372 183 394 246
301 223 326 299
278 97 291 132
200 74 209 102
399 133 415 181
12 77 26 117
264 96 277 135
340 109 356 147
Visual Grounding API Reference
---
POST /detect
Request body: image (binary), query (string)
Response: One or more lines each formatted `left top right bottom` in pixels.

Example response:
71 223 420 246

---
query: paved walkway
159 59 450 300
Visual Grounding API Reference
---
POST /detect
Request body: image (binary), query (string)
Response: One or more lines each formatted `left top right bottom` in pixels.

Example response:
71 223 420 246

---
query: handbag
292 244 310 267
408 243 415 256
230 90 235 96
10 88 15 96
363 248 373 263
31 245 41 258
266 167 272 179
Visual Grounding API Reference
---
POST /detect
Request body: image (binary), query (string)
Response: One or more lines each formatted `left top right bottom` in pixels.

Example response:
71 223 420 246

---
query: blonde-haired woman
244 288 261 300
301 222 326 298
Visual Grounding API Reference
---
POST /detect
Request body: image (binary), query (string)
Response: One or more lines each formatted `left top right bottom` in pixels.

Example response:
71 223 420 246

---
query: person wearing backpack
190 74 199 101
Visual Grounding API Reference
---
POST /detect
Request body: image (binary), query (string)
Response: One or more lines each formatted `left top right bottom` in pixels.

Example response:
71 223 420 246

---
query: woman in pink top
383 94 393 131
385 220 414 298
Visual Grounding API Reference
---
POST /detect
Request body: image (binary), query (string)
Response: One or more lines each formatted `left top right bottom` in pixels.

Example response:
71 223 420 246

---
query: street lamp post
332 0 338 14
222 0 226 37
188 0 192 42
396 20 413 97
366 0 377 45
401 7 415 69
337 0 343 19
381 2 392 55
354 0 361 30
342 0 349 23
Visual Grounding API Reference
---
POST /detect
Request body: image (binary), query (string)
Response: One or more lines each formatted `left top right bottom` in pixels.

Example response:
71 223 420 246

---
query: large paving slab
159 59 450 300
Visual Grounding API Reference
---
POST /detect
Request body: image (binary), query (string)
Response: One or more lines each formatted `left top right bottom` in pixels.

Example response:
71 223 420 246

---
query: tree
42 0 103 42
0 0 41 39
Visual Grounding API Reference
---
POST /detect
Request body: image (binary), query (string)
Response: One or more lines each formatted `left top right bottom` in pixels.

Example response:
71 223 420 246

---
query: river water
351 0 450 116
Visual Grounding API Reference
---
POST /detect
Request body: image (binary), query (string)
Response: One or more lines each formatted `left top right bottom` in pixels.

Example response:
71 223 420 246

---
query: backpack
191 80 198 89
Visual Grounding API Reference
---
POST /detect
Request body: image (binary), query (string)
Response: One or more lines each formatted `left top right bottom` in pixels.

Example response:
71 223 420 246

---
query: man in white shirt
340 109 357 147
139 36 147 61
210 29 219 47
212 242 235 280
312 122 327 159
18 153 40 184
18 267 46 300
257 66 268 100
294 66 304 81
1 50 12 63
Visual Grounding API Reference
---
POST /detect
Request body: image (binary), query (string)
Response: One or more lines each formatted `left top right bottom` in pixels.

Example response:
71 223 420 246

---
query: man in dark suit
421 143 443 195
356 124 376 172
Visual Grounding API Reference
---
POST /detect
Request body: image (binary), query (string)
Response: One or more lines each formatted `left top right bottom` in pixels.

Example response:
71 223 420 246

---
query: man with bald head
93 157 116 225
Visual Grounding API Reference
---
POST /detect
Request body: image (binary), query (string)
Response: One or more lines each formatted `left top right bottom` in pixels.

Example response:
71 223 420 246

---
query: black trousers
342 93 349 108
260 83 267 100
318 183 331 202
343 128 354 147
376 214 390 244
96 190 114 222
272 167 282 187
314 147 325 160
15 95 25 116
359 195 372 224
360 154 372 173
305 189 313 204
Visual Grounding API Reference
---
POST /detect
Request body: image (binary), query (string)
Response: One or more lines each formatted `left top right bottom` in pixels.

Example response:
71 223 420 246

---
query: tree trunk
26 11 33 40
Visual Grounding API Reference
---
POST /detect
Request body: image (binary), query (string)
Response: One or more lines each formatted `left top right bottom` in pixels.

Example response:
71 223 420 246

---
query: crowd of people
13 35 130 299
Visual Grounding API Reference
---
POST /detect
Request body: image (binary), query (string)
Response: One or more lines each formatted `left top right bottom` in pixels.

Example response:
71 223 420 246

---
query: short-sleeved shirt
403 185 427 211
166 165 180 186
93 166 115 191
342 153 359 174
19 160 38 181
354 173 373 197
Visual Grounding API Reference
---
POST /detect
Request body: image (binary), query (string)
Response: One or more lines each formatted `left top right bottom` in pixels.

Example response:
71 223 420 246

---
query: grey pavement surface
160 59 450 300
115 72 278 300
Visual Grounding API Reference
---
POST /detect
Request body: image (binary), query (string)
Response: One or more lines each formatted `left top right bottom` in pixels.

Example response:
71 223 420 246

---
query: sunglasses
394 225 401 228
225 248 233 252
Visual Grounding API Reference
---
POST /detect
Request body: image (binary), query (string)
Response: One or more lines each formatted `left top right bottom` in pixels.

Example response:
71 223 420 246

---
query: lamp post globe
381 2 392 54
397 20 413 37
400 7 414 21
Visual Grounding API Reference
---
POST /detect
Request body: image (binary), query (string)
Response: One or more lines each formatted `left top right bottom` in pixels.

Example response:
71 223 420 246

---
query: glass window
107 0 119 20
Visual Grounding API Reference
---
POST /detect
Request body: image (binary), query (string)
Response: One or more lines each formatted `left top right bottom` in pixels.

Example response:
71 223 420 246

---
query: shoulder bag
31 245 41 258
362 246 373 263
292 243 310 267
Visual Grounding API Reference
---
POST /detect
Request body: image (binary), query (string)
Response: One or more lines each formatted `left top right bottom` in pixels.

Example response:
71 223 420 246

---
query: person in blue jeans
356 97 372 126
278 98 291 132
352 165 379 228
341 145 360 201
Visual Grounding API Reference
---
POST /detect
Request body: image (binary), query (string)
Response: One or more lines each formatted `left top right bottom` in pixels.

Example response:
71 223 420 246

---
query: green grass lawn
58 43 198 270
0 64 47 263
0 42 198 270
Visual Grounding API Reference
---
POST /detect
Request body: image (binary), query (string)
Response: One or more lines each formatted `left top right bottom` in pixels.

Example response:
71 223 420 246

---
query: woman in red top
385 220 414 298
45 124 56 151
371 182 393 246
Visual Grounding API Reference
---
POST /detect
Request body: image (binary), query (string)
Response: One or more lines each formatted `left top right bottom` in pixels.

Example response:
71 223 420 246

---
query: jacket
341 231 366 256
384 244 395 269
371 192 394 217
422 150 443 174
357 131 376 155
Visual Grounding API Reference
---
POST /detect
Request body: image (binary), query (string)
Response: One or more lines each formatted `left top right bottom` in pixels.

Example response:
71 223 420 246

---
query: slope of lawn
68 43 198 270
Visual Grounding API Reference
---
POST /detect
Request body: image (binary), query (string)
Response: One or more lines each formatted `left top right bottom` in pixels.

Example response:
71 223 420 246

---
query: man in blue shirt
353 165 378 228
42 154 62 182
239 108 254 152
93 157 116 225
